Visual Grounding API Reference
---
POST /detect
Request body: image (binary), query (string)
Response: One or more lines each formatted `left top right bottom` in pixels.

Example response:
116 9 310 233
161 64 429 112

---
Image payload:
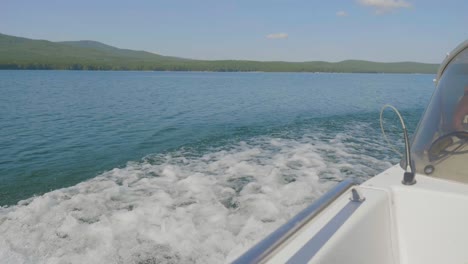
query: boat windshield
409 42 468 183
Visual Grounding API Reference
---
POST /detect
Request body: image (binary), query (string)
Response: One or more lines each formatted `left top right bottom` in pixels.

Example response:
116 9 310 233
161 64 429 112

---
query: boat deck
234 165 468 264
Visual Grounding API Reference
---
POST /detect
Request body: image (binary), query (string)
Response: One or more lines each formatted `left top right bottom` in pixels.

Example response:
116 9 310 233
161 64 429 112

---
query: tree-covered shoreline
0 33 439 73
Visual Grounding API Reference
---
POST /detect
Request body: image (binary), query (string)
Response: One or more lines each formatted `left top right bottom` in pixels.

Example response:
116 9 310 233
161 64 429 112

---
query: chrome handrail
232 179 355 264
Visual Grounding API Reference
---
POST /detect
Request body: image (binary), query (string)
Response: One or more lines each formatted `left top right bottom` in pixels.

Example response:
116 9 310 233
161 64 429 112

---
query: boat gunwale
232 179 355 264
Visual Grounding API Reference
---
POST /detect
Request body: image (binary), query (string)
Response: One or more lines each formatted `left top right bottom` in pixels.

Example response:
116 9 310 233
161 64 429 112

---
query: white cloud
358 0 411 14
336 11 348 17
266 33 288 39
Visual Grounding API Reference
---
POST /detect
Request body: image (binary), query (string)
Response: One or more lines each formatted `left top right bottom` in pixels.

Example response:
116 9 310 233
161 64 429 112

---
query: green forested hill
0 33 439 73
58 40 186 61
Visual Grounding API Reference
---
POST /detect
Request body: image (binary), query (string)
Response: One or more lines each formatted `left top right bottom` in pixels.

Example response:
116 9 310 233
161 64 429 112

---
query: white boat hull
233 165 468 264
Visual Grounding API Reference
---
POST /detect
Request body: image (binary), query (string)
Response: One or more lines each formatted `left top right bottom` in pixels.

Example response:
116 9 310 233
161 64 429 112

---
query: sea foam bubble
0 124 396 264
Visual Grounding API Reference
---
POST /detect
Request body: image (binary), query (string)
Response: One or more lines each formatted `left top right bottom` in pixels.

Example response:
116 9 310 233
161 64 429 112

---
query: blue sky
1 0 467 63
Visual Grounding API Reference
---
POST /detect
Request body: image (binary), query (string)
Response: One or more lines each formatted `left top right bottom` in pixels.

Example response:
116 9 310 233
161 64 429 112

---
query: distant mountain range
0 33 439 73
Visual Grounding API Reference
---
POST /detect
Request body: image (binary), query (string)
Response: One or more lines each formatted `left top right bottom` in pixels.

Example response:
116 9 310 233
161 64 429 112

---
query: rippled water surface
0 71 433 263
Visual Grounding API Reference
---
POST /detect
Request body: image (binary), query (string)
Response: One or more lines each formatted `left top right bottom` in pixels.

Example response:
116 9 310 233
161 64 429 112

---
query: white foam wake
0 128 395 264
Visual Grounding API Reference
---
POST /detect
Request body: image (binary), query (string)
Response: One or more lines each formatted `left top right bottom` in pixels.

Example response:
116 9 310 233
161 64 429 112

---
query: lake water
0 71 434 263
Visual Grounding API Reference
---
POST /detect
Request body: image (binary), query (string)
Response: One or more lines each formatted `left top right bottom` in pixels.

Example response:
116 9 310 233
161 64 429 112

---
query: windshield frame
436 40 468 85
402 40 468 183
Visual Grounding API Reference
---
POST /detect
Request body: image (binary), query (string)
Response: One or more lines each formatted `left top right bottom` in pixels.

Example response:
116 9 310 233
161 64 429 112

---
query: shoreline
0 68 436 74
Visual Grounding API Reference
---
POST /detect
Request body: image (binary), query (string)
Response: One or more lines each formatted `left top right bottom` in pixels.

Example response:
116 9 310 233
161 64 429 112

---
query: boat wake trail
0 122 398 264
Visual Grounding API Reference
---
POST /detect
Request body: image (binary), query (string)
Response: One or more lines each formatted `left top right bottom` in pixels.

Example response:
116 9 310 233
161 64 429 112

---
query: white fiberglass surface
392 185 468 264
258 184 397 264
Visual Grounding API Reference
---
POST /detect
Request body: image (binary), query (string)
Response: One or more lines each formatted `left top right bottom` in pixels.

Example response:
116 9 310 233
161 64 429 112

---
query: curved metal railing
232 179 355 264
